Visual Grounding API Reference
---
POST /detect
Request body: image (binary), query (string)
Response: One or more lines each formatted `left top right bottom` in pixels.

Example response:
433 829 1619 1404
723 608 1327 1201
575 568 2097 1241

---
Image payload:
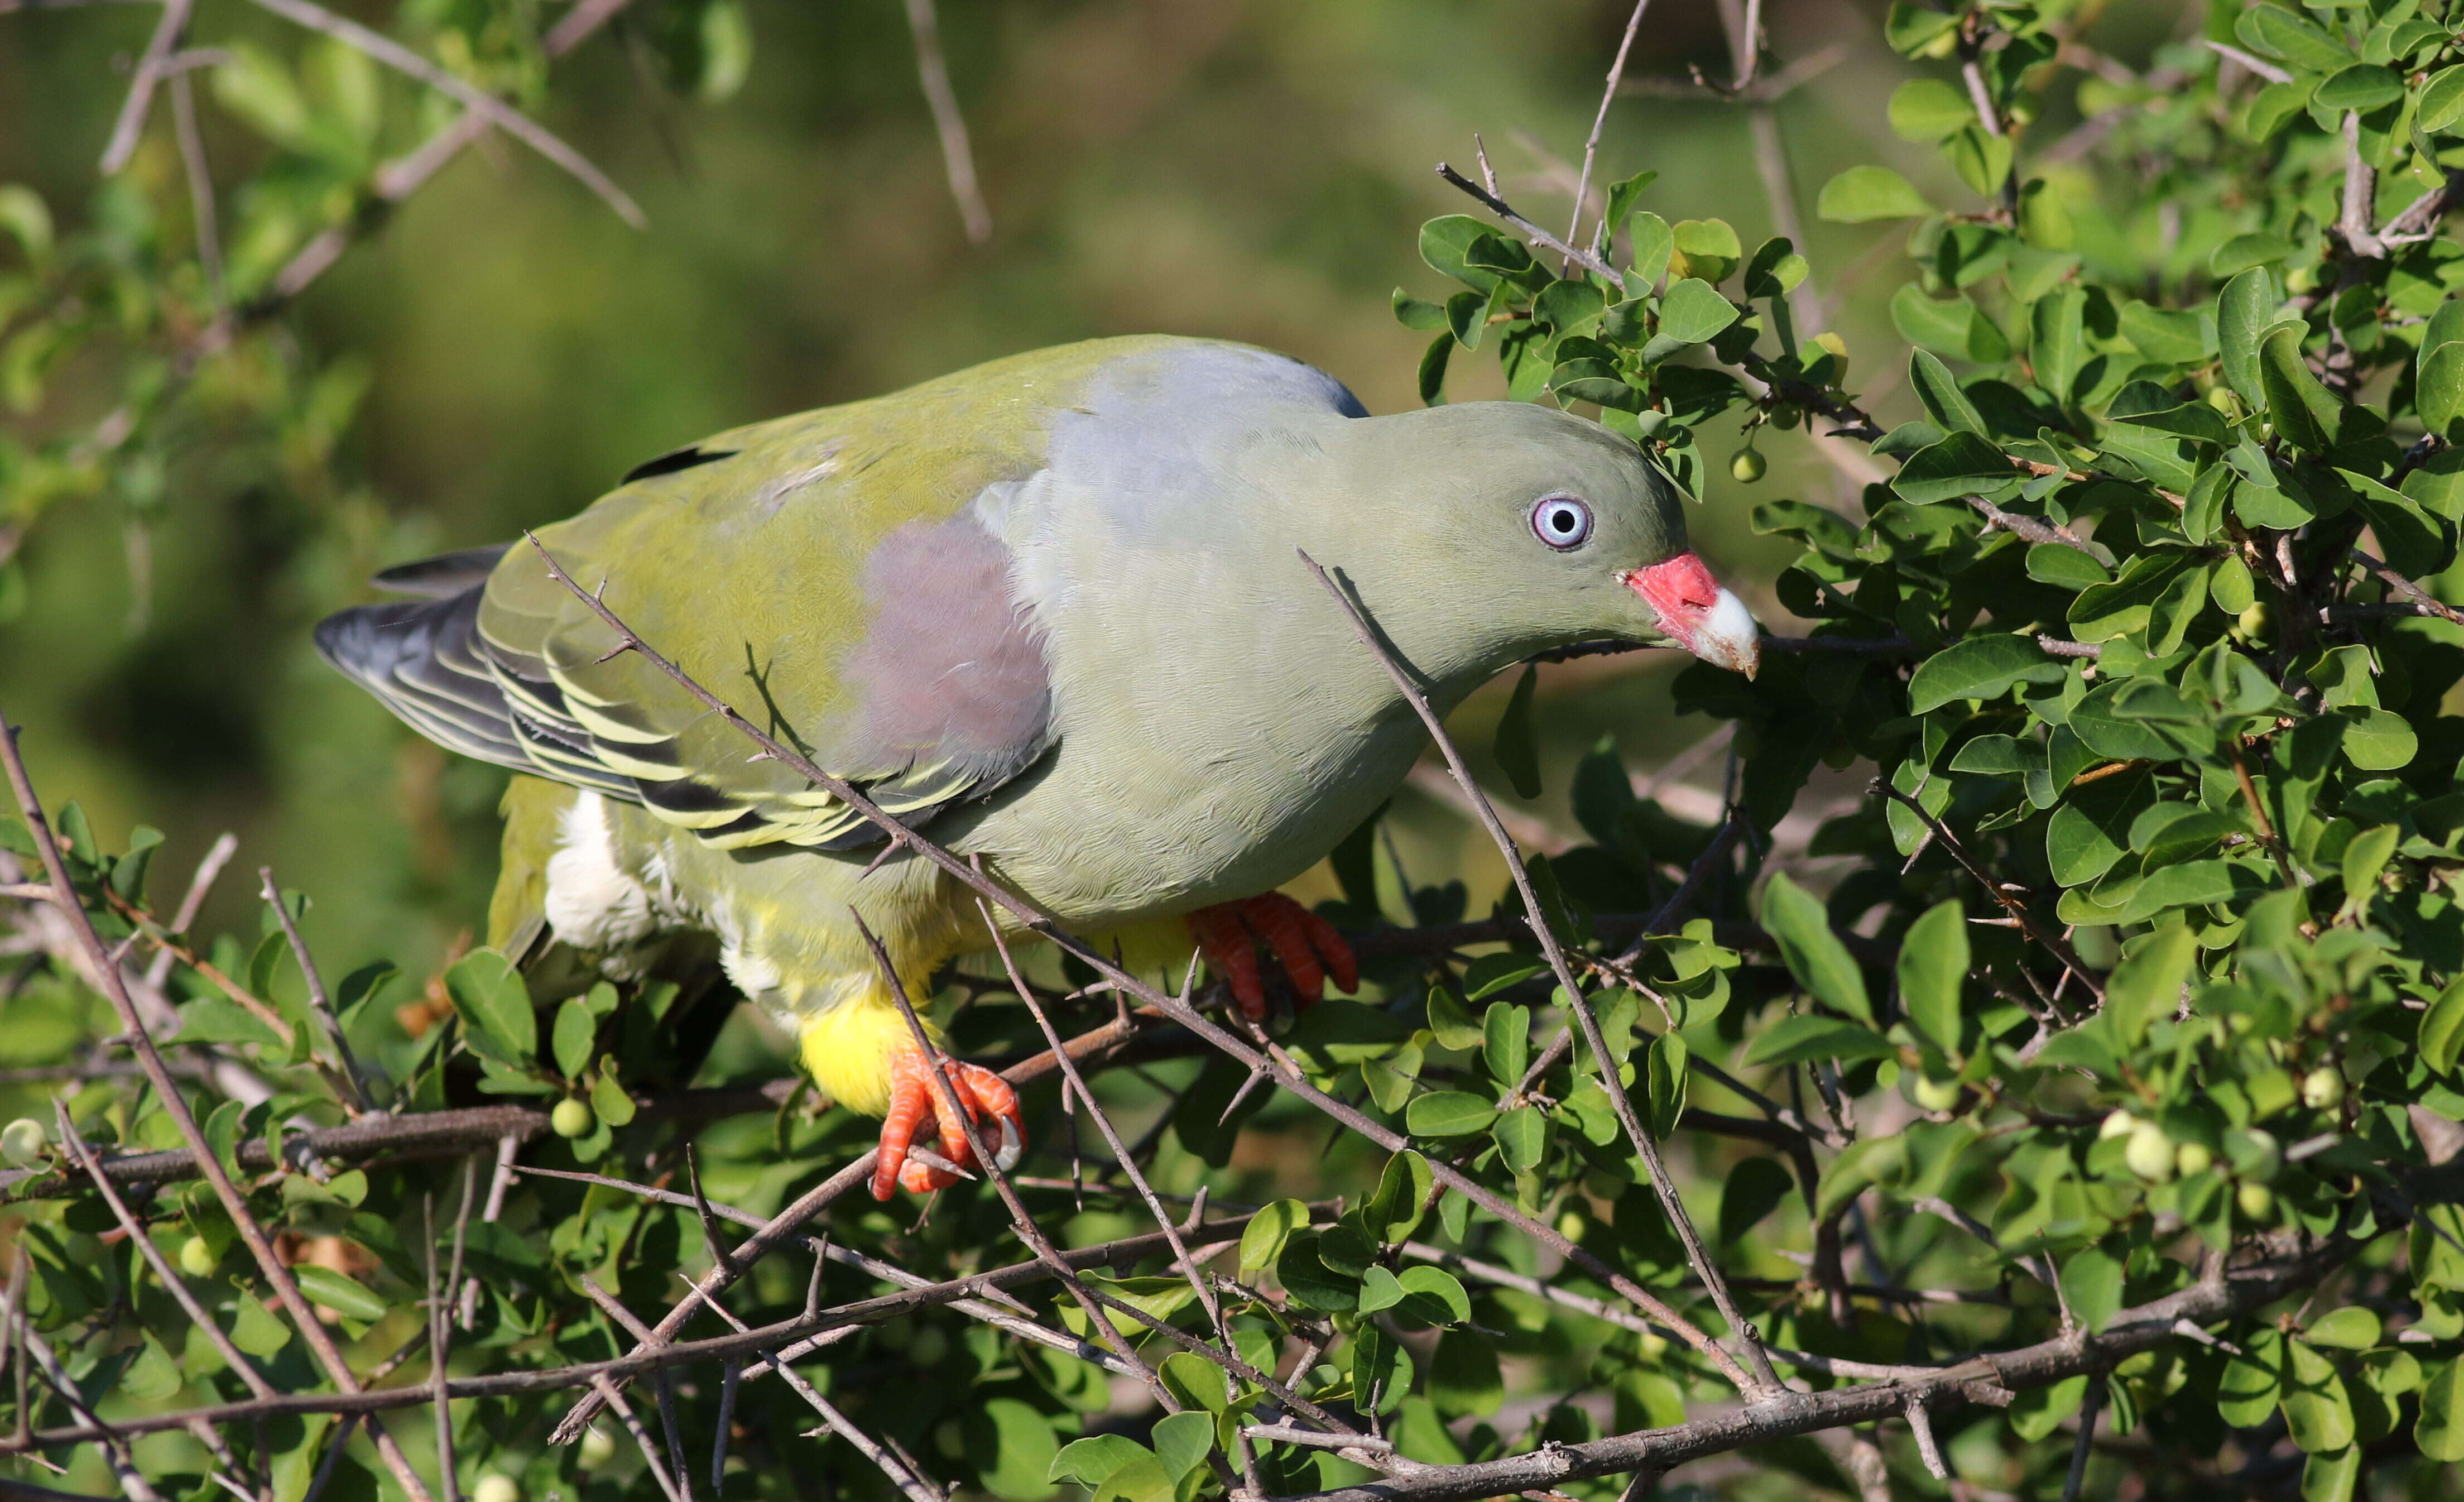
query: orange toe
875 1049 1027 1199
1189 894 1358 1019
1190 908 1268 1021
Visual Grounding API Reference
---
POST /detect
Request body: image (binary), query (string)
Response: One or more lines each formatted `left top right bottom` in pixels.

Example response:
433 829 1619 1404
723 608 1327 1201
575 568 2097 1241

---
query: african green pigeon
318 335 1760 1197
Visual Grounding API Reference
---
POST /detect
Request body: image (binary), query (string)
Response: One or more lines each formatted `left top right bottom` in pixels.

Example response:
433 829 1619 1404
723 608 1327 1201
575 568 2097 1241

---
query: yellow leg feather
797 982 940 1119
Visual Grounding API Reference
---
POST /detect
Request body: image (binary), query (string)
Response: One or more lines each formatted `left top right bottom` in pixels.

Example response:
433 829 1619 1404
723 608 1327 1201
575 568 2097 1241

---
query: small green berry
2237 1181 2276 1219
2302 1067 2345 1111
472 1475 519 1502
934 1418 967 1458
1 1118 46 1168
2237 601 2271 641
179 1236 218 1279
1730 448 1767 483
908 1327 949 1366
2099 1109 2139 1141
551 1099 595 1138
578 1427 617 1470
2174 1141 2215 1178
2125 1120 2175 1182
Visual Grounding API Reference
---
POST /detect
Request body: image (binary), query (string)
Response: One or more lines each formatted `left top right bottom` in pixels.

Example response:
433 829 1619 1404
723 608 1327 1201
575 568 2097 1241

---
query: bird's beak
1623 552 1761 679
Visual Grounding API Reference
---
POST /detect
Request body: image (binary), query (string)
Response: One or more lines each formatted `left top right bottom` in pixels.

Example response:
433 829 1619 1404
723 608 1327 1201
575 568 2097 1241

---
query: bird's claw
1187 892 1360 1024
872 1052 1025 1200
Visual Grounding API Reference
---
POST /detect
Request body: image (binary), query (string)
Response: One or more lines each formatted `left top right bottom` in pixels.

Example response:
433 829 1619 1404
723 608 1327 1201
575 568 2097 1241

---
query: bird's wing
328 336 1210 848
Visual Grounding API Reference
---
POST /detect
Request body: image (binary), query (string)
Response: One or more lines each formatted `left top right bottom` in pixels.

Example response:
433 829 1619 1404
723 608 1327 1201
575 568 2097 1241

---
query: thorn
595 641 636 664
1218 1064 1271 1127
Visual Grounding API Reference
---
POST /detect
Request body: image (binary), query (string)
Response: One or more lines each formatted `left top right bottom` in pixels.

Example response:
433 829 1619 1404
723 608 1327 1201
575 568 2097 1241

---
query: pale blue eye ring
1533 496 1593 550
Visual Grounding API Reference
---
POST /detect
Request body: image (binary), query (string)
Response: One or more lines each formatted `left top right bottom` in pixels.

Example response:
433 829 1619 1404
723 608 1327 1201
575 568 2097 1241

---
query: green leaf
1908 634 2067 712
1908 350 1986 435
2237 5 2352 74
1368 1152 1434 1245
2340 824 2398 913
230 1295 292 1357
1405 1091 1497 1138
1889 78 1974 141
174 997 288 1050
2218 268 2280 409
121 1332 184 1402
1420 216 1504 291
2424 66 2464 133
2259 324 2341 452
1656 277 1740 344
2419 1359 2464 1461
1394 1265 1472 1327
1644 1031 1687 1139
1357 1264 1407 1314
1240 1199 1309 1279
1391 289 1449 332
2025 543 2110 589
1946 124 2012 198
2340 707 2417 770
1149 1412 1212 1484
2422 978 2464 1076
2212 232 2293 276
2103 922 2196 1046
1898 900 1968 1054
1891 285 2009 362
443 949 536 1064
2031 286 2087 405
1351 1322 1412 1414
1158 1352 1229 1415
590 1066 636 1126
2059 1247 2124 1333
1668 219 1741 284
967 1398 1060 1499
2306 1307 2383 1351
1742 237 1807 300
293 1265 388 1322
1050 1437 1159 1489
1817 166 1934 223
2118 303 2210 367
1482 1001 1529 1086
1492 1105 1546 1173
1627 212 1674 287
1716 1157 1796 1245
1743 1013 1896 1066
1758 872 1873 1022
1275 1231 1360 1313
2284 1340 2357 1452
553 999 595 1080
1493 663 1542 799
1426 985 1485 1049
2313 63 2404 112
1417 333 1452 406
1893 430 2020 505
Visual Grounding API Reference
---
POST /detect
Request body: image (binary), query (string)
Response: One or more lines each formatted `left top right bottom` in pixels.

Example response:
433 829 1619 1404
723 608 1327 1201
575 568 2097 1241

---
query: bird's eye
1531 497 1594 550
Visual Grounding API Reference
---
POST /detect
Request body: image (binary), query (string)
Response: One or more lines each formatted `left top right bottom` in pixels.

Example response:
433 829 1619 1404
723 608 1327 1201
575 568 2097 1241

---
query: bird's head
1325 401 1760 682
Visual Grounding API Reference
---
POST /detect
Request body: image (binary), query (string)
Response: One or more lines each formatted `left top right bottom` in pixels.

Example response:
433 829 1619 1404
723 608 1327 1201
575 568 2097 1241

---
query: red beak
1622 552 1761 679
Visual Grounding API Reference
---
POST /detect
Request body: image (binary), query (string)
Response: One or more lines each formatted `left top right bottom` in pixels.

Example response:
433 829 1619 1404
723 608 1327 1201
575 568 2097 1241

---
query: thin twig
899 0 991 243
235 0 643 225
1564 0 1650 265
97 0 193 173
260 866 372 1111
1871 780 2102 1004
1301 550 1776 1395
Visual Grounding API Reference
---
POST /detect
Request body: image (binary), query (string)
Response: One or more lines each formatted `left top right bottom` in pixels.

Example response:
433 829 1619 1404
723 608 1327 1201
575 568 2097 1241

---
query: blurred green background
0 0 2188 1006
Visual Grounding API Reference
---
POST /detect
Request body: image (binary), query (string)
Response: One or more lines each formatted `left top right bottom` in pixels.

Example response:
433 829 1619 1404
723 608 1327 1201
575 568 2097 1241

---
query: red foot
1187 892 1360 1023
872 1050 1025 1201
